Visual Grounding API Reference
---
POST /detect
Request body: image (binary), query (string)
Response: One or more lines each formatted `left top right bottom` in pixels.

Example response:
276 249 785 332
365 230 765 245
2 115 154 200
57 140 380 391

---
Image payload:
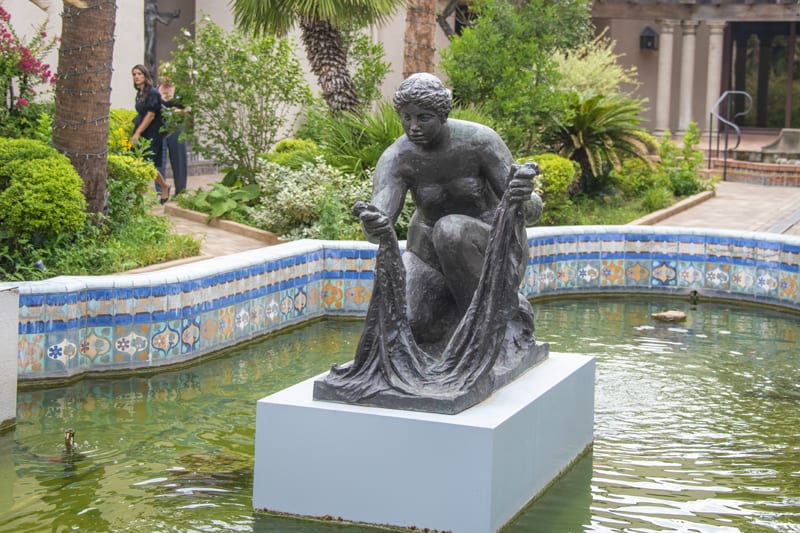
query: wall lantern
640 26 659 50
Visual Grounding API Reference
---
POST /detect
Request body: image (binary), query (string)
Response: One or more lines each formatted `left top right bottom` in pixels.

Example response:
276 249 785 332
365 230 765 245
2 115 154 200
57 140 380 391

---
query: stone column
704 21 727 133
655 20 679 134
678 21 700 132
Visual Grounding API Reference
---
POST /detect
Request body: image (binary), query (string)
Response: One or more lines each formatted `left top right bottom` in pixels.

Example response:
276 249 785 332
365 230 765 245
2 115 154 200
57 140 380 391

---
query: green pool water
1 297 798 532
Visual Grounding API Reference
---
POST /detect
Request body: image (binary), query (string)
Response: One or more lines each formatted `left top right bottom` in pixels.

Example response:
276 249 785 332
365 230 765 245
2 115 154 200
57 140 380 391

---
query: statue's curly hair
392 73 453 122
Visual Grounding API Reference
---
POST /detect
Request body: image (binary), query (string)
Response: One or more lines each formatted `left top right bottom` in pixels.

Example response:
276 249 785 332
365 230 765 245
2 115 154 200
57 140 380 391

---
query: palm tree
232 0 404 114
546 92 654 194
403 0 437 78
33 0 113 215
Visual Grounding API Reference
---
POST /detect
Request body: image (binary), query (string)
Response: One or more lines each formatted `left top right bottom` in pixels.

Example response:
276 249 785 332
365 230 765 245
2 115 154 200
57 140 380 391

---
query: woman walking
157 65 189 196
130 64 170 204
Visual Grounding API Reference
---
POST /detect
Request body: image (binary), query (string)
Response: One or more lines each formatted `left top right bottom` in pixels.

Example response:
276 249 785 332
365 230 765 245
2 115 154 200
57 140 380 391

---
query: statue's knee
432 216 461 246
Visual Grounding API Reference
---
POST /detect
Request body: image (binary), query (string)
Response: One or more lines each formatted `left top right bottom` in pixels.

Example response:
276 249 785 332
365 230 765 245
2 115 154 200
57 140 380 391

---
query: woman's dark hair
132 64 154 97
393 73 453 122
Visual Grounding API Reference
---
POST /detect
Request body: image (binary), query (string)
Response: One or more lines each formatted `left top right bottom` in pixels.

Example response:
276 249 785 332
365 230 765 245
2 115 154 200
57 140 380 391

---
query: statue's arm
479 130 542 224
479 130 515 200
362 149 408 243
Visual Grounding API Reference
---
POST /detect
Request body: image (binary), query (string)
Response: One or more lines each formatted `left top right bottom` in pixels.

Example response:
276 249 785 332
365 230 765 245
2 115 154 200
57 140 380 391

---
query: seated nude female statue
361 72 541 344
314 73 547 413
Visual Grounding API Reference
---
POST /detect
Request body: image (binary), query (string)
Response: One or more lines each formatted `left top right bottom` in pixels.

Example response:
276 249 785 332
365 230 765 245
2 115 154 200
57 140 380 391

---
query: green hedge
0 154 86 241
519 153 578 226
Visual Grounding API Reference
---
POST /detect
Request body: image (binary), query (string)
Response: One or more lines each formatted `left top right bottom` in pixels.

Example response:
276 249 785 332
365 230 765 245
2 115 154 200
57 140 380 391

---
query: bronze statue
314 73 548 414
144 0 180 78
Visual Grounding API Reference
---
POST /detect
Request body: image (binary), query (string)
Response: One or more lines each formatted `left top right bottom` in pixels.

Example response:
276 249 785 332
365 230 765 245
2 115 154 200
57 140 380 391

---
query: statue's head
393 73 453 123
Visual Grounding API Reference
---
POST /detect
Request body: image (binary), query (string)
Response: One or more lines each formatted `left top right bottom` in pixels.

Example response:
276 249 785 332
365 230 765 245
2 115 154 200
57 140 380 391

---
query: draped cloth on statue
313 192 549 415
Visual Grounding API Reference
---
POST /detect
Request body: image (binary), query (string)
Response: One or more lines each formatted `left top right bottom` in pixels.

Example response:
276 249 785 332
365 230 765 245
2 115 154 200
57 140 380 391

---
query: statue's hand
507 163 538 204
353 201 393 240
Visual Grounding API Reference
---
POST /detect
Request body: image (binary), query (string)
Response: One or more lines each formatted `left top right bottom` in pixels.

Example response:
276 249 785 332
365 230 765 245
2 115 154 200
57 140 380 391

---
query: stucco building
593 0 800 135
10 1 800 137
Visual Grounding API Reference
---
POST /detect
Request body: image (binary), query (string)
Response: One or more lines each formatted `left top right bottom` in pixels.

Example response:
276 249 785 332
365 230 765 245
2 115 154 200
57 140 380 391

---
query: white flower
249 55 258 62
183 29 191 37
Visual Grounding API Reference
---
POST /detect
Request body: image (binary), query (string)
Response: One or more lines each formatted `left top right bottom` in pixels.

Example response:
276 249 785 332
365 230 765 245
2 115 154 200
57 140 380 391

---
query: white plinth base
253 353 595 533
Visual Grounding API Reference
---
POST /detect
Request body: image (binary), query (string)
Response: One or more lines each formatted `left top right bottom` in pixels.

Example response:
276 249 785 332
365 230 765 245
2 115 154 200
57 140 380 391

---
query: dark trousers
162 130 188 194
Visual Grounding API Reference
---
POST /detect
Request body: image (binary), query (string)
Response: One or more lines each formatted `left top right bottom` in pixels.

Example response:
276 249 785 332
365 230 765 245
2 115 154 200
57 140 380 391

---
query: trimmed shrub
0 155 86 242
264 139 321 170
0 136 59 189
519 153 578 226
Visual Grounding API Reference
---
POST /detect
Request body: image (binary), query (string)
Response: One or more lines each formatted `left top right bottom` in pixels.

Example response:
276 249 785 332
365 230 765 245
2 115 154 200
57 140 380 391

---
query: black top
134 86 163 140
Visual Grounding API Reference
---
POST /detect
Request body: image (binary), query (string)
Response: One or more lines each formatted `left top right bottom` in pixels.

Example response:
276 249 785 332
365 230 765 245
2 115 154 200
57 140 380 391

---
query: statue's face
399 103 445 147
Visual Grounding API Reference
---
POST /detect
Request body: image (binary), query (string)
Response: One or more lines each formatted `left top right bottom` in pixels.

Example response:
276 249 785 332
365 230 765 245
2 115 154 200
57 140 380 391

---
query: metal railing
708 90 752 181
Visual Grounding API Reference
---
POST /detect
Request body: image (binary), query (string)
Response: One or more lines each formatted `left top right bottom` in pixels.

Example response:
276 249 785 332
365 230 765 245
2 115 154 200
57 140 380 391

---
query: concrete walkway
647 180 800 236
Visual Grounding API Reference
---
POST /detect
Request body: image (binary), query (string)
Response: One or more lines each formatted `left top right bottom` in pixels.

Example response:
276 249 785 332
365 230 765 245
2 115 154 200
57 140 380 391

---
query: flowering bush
0 6 56 133
248 158 370 240
169 15 311 184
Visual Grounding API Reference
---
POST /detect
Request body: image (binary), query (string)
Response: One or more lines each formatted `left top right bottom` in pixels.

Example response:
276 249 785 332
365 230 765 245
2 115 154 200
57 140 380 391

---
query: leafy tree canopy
440 0 593 154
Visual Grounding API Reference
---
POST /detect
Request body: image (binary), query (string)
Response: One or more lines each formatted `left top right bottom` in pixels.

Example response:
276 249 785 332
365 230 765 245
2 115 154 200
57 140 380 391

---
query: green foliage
264 138 321 170
610 156 662 200
106 154 157 228
553 28 639 95
169 14 311 183
313 101 403 179
656 123 708 197
179 182 262 222
343 27 392 109
440 0 592 154
519 153 578 225
0 153 86 243
641 185 674 212
545 91 652 194
232 0 403 37
0 136 59 188
449 105 497 128
248 159 371 240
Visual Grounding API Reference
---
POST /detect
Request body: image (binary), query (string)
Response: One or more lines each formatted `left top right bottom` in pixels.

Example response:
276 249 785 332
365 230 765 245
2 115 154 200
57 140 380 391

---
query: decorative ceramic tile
577 261 602 287
730 265 757 293
537 263 558 293
555 261 577 289
779 272 799 302
651 260 678 287
705 263 731 291
8 229 800 381
601 259 625 286
677 236 706 259
180 318 201 354
624 261 650 287
755 267 781 297
677 261 705 288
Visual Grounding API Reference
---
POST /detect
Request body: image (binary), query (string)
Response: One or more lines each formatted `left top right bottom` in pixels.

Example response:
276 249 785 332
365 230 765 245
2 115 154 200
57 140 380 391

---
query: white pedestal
253 353 595 533
0 288 18 431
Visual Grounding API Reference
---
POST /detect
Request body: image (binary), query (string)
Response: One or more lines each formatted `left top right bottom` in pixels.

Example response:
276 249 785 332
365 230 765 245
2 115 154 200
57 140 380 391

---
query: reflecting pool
1 298 799 532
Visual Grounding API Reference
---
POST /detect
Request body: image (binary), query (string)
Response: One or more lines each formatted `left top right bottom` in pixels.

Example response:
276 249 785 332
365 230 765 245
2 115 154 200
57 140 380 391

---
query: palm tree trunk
299 17 359 114
403 0 437 78
52 0 116 214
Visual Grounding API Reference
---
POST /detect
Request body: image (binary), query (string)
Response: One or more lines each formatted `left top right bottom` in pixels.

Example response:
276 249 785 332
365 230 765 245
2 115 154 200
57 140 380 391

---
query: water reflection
2 300 800 532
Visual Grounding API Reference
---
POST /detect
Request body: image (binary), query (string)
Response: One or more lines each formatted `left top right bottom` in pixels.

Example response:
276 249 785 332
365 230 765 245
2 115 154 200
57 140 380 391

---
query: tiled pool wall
4 226 800 382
